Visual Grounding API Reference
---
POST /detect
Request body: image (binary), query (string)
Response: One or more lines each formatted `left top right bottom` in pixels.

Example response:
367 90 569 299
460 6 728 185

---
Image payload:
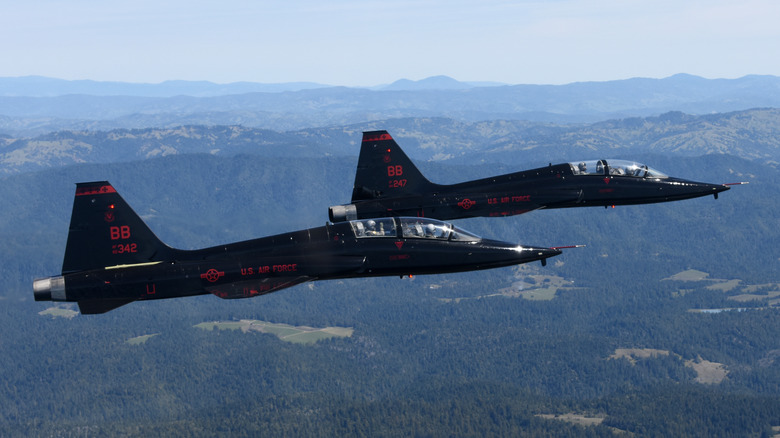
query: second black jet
329 131 741 222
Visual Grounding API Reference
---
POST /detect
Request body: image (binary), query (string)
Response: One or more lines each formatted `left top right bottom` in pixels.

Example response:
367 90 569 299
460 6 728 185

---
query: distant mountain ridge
0 76 331 97
0 74 504 97
379 75 499 90
2 109 778 175
1 74 779 137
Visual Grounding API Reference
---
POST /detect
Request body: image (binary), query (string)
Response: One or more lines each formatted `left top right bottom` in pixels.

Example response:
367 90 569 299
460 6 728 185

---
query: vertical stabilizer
352 131 436 201
61 181 175 274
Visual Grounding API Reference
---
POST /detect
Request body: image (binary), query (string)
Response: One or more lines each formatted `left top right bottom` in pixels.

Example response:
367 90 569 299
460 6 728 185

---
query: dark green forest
1 146 779 436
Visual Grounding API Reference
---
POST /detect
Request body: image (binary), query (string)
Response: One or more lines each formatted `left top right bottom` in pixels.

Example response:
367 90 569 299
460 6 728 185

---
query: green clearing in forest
194 320 353 345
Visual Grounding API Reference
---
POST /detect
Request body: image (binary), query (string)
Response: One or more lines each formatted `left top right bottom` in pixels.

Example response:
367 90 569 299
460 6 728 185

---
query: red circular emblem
457 198 475 210
201 268 224 283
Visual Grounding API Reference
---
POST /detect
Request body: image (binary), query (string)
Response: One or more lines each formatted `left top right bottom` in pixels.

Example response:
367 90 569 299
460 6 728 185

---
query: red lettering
109 225 131 240
241 268 254 276
388 179 407 188
387 165 403 177
272 264 298 272
258 266 270 273
111 243 138 254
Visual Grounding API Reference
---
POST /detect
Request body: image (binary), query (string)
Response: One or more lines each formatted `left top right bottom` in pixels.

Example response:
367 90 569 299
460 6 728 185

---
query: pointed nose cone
717 183 731 197
663 178 731 201
517 246 562 265
697 181 730 200
709 182 730 194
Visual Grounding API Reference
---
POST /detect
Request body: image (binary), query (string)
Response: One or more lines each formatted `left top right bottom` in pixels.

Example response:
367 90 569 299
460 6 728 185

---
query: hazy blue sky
2 0 778 86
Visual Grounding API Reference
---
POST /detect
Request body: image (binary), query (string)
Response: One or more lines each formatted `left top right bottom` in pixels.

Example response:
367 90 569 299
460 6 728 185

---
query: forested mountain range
2 72 780 434
2 108 779 175
2 74 780 136
1 123 779 434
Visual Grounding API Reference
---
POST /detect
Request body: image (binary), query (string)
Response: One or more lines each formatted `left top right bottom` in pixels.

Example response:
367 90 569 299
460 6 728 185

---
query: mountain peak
381 75 471 91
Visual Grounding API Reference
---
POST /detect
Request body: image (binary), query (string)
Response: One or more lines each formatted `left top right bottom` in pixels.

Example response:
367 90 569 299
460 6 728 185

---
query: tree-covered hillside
1 146 778 435
2 109 779 174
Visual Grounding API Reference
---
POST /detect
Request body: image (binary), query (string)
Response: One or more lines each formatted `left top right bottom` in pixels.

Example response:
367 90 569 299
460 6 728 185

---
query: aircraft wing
205 255 367 299
205 276 315 299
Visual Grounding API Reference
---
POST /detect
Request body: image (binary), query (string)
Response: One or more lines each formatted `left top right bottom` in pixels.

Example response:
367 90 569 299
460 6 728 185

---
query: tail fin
62 181 176 274
351 131 437 202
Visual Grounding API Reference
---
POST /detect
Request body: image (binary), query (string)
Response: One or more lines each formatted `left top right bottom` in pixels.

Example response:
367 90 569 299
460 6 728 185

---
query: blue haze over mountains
2 74 780 435
2 74 780 137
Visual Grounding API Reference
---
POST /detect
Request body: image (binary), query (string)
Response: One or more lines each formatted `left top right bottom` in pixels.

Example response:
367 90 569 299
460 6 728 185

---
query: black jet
329 131 741 222
33 181 562 314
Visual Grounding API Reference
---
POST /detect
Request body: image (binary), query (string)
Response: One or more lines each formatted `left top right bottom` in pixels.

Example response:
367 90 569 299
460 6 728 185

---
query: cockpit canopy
569 159 668 178
350 217 481 242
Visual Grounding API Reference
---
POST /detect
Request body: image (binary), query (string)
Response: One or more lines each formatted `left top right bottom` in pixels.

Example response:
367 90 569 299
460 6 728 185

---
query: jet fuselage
33 182 560 314
328 131 733 222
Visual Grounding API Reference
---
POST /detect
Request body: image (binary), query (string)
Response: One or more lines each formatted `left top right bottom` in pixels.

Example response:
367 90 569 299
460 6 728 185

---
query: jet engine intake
329 204 357 222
